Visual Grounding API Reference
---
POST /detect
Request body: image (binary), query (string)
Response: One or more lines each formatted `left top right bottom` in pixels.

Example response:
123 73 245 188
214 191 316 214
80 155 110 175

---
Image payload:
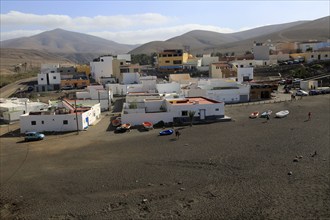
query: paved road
0 77 37 98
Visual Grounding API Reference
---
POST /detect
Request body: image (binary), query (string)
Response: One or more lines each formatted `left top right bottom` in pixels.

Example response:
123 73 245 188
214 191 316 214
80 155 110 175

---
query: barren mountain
1 28 138 54
130 17 329 55
0 48 75 75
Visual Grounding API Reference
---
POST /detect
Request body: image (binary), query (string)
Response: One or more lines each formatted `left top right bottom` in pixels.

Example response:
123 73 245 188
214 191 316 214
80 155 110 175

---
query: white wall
48 72 61 85
183 89 207 97
237 67 253 83
167 101 225 118
202 55 219 66
117 54 131 62
106 84 127 95
20 113 82 133
253 45 270 60
156 82 181 94
90 56 114 83
121 112 173 125
38 73 48 85
300 80 318 90
122 72 140 84
41 64 59 74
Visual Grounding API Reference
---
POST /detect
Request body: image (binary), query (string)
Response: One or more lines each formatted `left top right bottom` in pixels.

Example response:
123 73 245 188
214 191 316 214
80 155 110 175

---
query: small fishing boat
159 129 174 136
260 110 272 118
142 121 153 130
275 110 289 118
249 111 259 119
120 123 131 130
111 117 121 127
115 123 131 133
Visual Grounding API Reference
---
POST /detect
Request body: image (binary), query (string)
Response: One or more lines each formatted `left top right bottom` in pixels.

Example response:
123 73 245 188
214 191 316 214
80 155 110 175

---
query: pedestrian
266 114 270 121
308 112 311 120
175 129 181 139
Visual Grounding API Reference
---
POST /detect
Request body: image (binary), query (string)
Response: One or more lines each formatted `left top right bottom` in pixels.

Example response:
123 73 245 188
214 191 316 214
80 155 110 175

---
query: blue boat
159 129 174 136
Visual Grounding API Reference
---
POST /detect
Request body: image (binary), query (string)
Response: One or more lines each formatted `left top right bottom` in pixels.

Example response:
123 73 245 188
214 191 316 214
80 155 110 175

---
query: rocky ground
0 95 329 219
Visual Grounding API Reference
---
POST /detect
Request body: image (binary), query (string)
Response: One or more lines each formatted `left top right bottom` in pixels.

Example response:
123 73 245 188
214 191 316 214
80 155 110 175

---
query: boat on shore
275 110 289 118
111 117 121 127
159 129 174 136
115 123 131 133
142 121 153 130
249 111 259 119
260 110 272 118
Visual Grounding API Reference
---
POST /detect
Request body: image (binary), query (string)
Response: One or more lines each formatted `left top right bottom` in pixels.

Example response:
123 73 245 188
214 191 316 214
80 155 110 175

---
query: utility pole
75 99 79 135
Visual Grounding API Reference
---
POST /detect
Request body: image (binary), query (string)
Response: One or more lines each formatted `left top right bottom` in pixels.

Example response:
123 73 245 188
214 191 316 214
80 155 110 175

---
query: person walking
175 129 181 139
308 112 311 121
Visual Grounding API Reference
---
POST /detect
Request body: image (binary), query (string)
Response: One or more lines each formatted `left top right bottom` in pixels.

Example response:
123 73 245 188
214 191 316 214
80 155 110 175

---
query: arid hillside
0 48 75 75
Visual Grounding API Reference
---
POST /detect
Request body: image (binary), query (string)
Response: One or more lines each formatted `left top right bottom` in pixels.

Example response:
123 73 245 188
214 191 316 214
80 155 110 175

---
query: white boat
260 110 272 118
275 110 289 118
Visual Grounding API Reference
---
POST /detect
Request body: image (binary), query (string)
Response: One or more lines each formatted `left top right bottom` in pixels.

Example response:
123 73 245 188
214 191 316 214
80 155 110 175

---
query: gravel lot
1 95 329 219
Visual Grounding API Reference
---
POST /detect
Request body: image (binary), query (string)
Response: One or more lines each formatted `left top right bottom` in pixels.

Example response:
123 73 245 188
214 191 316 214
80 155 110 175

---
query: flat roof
168 97 220 105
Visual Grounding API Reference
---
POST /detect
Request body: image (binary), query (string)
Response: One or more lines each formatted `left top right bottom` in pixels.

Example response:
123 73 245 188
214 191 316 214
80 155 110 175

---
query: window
173 60 182 64
165 60 170 63
41 78 44 80
311 55 314 58
325 54 328 57
63 120 68 125
41 121 44 124
120 62 124 65
53 76 56 79
182 111 188 116
215 108 219 111
31 121 36 125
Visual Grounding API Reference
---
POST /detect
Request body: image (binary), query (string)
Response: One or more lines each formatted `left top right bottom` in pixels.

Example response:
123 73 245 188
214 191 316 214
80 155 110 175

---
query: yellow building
61 74 90 89
76 64 91 77
157 49 189 72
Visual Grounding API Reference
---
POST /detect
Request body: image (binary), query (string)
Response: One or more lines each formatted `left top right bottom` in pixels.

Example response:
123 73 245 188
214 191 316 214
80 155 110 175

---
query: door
199 109 206 120
84 117 89 129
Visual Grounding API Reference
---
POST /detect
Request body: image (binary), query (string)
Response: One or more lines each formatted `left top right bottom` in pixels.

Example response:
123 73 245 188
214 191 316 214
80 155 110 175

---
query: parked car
24 131 45 142
309 90 320 95
295 90 308 96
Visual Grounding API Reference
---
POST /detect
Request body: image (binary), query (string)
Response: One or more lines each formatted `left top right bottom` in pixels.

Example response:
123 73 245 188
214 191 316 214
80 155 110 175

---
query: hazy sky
1 1 329 44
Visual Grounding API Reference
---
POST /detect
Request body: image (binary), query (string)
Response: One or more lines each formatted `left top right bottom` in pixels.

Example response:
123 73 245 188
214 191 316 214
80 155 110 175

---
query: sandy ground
0 95 329 220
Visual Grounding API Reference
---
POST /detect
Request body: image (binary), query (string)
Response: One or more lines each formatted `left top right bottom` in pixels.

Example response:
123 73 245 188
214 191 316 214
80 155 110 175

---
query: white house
90 56 114 83
183 78 250 103
0 98 49 123
76 85 112 111
37 71 61 91
20 99 101 133
197 54 219 71
253 43 270 60
121 96 225 126
40 64 59 74
300 80 318 90
305 51 330 63
237 67 254 83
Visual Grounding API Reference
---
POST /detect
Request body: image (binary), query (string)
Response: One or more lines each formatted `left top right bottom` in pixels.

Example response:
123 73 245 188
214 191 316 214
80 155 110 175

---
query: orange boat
111 117 121 127
142 121 153 130
249 111 259 119
120 123 131 130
